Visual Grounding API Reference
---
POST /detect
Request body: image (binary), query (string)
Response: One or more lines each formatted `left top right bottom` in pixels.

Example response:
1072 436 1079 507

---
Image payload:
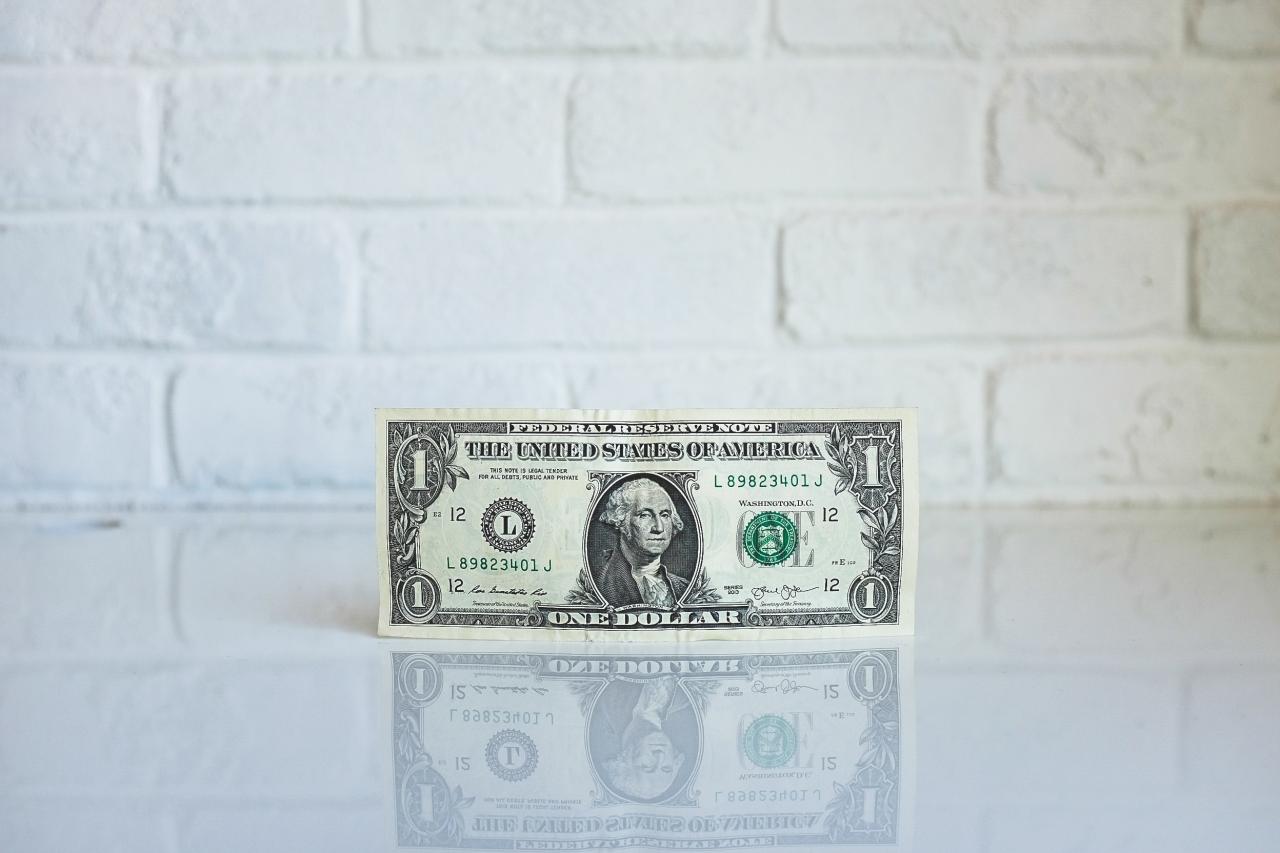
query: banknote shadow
385 642 914 850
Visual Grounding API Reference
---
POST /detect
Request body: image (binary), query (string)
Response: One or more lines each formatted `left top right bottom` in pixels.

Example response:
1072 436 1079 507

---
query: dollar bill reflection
389 645 912 850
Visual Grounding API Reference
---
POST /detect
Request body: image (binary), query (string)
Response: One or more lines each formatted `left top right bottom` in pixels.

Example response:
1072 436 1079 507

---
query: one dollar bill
377 409 917 639
387 643 913 849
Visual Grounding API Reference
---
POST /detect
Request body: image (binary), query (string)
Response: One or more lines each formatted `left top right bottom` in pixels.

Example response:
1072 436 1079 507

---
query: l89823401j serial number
446 556 553 572
714 473 822 488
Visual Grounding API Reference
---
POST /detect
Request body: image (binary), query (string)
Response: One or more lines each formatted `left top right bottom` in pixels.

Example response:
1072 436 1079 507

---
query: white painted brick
988 509 1280 655
991 352 1280 488
918 669 1179 796
0 0 348 61
164 73 561 202
364 215 773 348
367 0 758 55
171 358 569 488
777 0 1175 55
568 352 982 498
1191 0 1280 56
993 70 1280 195
1195 206 1280 339
1186 668 1280 794
570 69 977 200
0 362 152 488
784 211 1181 340
0 74 144 207
0 220 354 348
178 805 381 853
0 661 375 792
176 519 372 645
0 804 171 853
0 520 165 652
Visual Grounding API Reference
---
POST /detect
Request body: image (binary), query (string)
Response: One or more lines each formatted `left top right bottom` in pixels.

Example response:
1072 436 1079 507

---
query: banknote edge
375 407 920 640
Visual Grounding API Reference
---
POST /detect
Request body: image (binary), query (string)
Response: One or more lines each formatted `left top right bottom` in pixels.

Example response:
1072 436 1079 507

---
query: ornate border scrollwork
388 422 470 573
823 650 900 842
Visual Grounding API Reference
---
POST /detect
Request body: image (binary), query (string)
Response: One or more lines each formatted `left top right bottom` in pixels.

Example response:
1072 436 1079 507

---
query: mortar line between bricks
136 71 162 200
1185 208 1202 336
155 523 180 646
0 55 977 72
2 338 1280 360
2 491 1278 511
772 220 788 341
558 75 575 204
979 59 1003 198
5 195 1280 219
338 221 365 352
1 54 1278 72
162 367 185 488
349 0 368 58
979 362 999 498
1178 0 1197 57
154 71 178 201
754 0 777 59
150 367 173 490
998 53 1280 69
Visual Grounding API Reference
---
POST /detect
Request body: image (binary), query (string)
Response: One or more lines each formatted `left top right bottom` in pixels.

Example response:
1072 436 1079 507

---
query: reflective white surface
1 508 1278 852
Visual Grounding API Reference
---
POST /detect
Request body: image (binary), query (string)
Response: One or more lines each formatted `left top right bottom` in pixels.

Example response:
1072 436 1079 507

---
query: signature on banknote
751 678 819 695
474 585 550 597
750 584 818 601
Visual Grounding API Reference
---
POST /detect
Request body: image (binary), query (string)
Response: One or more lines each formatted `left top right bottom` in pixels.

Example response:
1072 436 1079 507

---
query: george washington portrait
588 475 698 609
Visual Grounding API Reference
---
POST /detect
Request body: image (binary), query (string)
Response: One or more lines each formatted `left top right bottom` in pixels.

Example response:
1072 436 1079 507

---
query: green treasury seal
742 511 798 566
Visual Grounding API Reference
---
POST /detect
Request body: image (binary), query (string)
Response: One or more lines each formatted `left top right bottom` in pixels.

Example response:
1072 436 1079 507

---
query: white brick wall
783 211 1184 338
362 214 775 346
1191 0 1280 56
0 73 147 206
366 0 762 55
165 72 565 202
1194 206 1280 336
0 220 356 346
776 0 1179 55
1 1 1278 508
991 350 1280 500
0 0 352 61
992 69 1280 195
570 68 979 199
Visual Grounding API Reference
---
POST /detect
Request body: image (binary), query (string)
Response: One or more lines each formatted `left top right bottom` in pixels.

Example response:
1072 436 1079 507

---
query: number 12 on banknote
377 408 918 640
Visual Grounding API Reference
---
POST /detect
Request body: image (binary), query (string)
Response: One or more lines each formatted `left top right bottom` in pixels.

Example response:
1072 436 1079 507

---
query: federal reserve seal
742 511 798 566
481 498 536 553
485 730 538 782
743 714 796 768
